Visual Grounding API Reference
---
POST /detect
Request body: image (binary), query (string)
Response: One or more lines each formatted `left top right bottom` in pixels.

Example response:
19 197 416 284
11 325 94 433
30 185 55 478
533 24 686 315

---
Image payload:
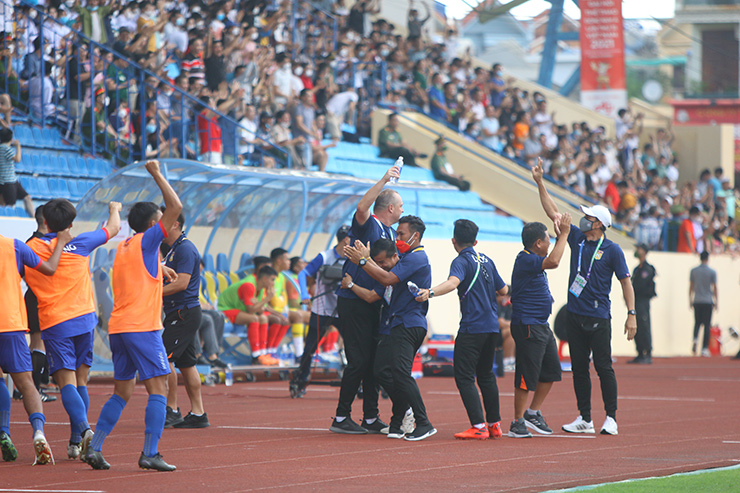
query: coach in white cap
531 158 636 436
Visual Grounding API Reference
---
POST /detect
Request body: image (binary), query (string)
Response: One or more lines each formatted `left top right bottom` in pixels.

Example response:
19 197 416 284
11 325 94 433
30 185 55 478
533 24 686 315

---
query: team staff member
161 210 209 429
417 219 510 441
0 229 70 465
25 199 121 461
532 158 636 436
630 244 656 364
85 160 181 471
290 226 351 399
689 251 717 357
345 216 436 441
331 166 402 435
508 216 570 438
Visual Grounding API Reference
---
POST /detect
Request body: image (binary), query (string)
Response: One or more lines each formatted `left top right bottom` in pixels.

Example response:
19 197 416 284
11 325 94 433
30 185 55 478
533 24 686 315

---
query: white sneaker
600 416 618 435
701 348 711 357
401 407 415 434
67 442 80 460
562 416 595 434
80 429 94 462
32 431 54 465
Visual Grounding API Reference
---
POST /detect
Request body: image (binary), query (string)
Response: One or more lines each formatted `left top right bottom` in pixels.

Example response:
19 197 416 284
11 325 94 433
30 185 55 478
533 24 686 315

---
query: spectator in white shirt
29 61 55 121
325 90 358 140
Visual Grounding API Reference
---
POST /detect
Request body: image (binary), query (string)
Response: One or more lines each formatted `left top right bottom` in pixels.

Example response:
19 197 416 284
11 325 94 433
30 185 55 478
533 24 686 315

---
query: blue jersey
163 233 201 313
386 247 431 330
566 225 630 319
338 213 395 300
449 247 506 334
511 250 553 325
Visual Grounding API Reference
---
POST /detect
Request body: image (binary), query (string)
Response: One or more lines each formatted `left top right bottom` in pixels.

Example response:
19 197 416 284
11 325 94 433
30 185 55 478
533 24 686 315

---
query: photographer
290 226 351 398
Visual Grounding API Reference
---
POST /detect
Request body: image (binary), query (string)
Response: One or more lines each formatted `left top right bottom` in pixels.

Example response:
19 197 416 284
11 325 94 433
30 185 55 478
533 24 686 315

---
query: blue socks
77 385 90 412
61 384 89 444
29 412 45 434
0 378 10 435
90 394 126 452
143 394 167 458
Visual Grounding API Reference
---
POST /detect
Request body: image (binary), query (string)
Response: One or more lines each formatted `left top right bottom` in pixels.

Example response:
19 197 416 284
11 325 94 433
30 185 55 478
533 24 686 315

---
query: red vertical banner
580 0 627 118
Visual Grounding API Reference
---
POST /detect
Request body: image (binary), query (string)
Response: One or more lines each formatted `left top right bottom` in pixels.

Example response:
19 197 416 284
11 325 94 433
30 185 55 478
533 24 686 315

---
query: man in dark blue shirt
417 220 509 440
508 214 570 438
345 216 435 441
160 209 209 429
533 158 636 436
331 165 402 435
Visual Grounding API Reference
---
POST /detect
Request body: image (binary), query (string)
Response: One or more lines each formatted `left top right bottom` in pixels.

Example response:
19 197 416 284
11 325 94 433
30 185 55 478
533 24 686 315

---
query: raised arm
105 201 122 238
532 156 559 222
542 213 570 270
355 165 400 225
145 160 182 231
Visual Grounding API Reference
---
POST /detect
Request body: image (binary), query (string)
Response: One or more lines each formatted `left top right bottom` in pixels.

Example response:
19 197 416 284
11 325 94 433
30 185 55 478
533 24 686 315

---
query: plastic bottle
389 156 404 184
225 364 233 387
407 281 420 297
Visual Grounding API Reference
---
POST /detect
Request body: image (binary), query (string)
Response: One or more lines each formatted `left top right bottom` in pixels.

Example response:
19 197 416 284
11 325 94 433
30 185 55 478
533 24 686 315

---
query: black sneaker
329 417 368 434
627 356 644 364
196 355 212 366
507 418 533 438
12 389 22 400
524 410 553 435
640 356 652 364
164 406 183 428
361 418 389 434
40 390 57 402
403 423 437 441
387 426 405 439
85 449 111 470
210 357 228 369
0 431 18 461
138 452 176 471
172 412 210 428
289 380 307 399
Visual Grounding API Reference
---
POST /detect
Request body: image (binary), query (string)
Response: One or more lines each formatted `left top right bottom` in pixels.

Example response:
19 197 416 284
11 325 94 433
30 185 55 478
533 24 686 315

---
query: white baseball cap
580 204 612 228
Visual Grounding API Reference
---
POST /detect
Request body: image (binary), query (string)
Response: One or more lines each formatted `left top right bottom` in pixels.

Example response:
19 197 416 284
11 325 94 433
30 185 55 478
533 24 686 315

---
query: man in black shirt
629 244 656 364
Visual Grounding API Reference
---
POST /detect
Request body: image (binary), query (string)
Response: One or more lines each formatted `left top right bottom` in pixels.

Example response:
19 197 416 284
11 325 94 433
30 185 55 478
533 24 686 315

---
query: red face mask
396 238 411 254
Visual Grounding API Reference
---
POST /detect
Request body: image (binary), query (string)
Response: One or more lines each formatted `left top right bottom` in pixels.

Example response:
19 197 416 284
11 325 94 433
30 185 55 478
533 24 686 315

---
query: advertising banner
579 0 627 118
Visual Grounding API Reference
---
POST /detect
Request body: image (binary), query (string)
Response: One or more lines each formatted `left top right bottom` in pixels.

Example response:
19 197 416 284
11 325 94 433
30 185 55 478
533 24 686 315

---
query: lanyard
462 250 482 299
576 236 603 281
371 214 395 241
164 233 187 264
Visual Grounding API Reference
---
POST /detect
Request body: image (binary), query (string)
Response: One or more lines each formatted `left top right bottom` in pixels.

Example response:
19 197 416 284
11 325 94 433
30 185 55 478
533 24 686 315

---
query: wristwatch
347 282 355 289
429 289 435 298
359 257 368 267
627 309 636 316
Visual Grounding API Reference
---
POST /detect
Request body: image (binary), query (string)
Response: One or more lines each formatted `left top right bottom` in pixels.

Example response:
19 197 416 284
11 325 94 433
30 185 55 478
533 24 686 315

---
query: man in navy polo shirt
532 158 636 436
345 216 435 441
331 165 402 435
417 219 509 440
160 209 209 429
508 214 570 439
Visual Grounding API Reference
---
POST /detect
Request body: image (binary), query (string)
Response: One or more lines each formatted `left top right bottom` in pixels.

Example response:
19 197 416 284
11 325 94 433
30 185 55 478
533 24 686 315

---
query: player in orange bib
84 160 182 472
0 227 71 465
25 199 122 461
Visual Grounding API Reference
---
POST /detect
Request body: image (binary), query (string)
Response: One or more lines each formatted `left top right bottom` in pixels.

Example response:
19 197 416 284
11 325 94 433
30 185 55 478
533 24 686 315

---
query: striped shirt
181 53 205 79
0 143 17 184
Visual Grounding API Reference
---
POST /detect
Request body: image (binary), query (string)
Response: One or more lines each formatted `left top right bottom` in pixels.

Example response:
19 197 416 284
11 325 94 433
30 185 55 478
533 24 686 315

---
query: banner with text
580 0 627 118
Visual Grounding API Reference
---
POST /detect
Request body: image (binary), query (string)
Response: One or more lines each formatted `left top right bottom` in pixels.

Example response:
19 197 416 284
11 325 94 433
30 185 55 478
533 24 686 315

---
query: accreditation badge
569 274 587 298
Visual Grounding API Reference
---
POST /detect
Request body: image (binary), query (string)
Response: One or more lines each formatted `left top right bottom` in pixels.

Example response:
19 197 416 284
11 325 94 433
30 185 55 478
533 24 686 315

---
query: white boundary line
219 425 327 431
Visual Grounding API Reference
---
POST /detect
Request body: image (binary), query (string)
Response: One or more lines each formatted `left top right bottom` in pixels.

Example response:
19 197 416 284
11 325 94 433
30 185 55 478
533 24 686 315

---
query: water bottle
407 281 420 297
389 156 404 184
225 364 233 387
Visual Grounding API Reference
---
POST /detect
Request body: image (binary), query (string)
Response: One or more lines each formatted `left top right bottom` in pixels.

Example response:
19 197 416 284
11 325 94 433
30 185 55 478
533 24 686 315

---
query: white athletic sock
335 416 346 422
526 408 539 415
293 337 304 359
365 417 376 425
473 423 485 430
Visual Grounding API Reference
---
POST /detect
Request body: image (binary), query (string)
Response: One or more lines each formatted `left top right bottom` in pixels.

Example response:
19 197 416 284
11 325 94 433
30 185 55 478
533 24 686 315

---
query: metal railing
1 3 291 168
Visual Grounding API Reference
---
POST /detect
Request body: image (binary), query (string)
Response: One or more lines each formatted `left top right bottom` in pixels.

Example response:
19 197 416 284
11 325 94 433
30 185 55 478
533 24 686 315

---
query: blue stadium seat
35 177 51 198
19 176 37 195
68 180 81 200
14 125 33 146
107 248 117 265
93 248 107 269
239 252 251 270
31 154 43 174
68 156 87 176
56 156 71 176
216 253 229 273
31 127 44 146
48 178 70 199
16 155 32 174
0 207 7 216
203 253 215 272
14 206 29 217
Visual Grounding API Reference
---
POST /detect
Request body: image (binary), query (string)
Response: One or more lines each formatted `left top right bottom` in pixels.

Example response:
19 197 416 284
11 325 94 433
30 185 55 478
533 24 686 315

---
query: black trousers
436 173 471 191
374 324 430 428
566 311 617 421
335 297 380 420
634 297 652 356
693 303 713 350
294 313 339 383
381 147 417 167
453 332 500 426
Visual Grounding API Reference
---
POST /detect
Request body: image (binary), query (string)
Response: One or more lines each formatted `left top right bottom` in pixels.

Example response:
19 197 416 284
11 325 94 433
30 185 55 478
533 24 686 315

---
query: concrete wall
423 238 740 358
672 124 736 187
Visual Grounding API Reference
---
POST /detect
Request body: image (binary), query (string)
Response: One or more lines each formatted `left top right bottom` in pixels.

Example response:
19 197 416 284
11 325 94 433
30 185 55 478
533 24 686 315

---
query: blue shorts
0 331 33 374
44 330 94 375
110 331 171 381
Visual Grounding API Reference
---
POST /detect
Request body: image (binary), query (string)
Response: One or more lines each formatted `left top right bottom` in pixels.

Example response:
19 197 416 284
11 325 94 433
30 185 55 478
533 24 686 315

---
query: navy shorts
0 331 33 373
110 331 171 381
44 330 94 375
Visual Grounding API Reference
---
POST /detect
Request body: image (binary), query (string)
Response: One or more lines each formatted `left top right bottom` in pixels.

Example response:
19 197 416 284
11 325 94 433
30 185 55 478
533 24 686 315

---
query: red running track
2 357 740 492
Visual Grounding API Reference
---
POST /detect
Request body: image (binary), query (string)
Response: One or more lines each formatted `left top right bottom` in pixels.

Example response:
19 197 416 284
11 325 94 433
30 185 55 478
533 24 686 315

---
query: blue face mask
175 17 185 26
60 16 70 24
216 13 225 21
146 124 157 134
89 5 98 11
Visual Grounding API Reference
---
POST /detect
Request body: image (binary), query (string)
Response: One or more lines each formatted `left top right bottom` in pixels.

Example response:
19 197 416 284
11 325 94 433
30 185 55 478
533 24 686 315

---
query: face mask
294 66 303 76
250 32 259 40
357 50 366 58
339 48 348 57
176 17 185 26
232 27 240 36
380 49 389 57
579 216 594 232
196 21 205 29
305 69 314 77
216 13 225 21
7 44 14 54
104 96 110 106
89 6 97 12
29 10 38 18
396 233 417 254
280 121 290 128
65 0 74 6
146 123 157 134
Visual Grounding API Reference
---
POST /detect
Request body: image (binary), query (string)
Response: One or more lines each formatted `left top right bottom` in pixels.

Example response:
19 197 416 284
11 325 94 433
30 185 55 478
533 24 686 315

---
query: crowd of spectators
0 0 737 252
